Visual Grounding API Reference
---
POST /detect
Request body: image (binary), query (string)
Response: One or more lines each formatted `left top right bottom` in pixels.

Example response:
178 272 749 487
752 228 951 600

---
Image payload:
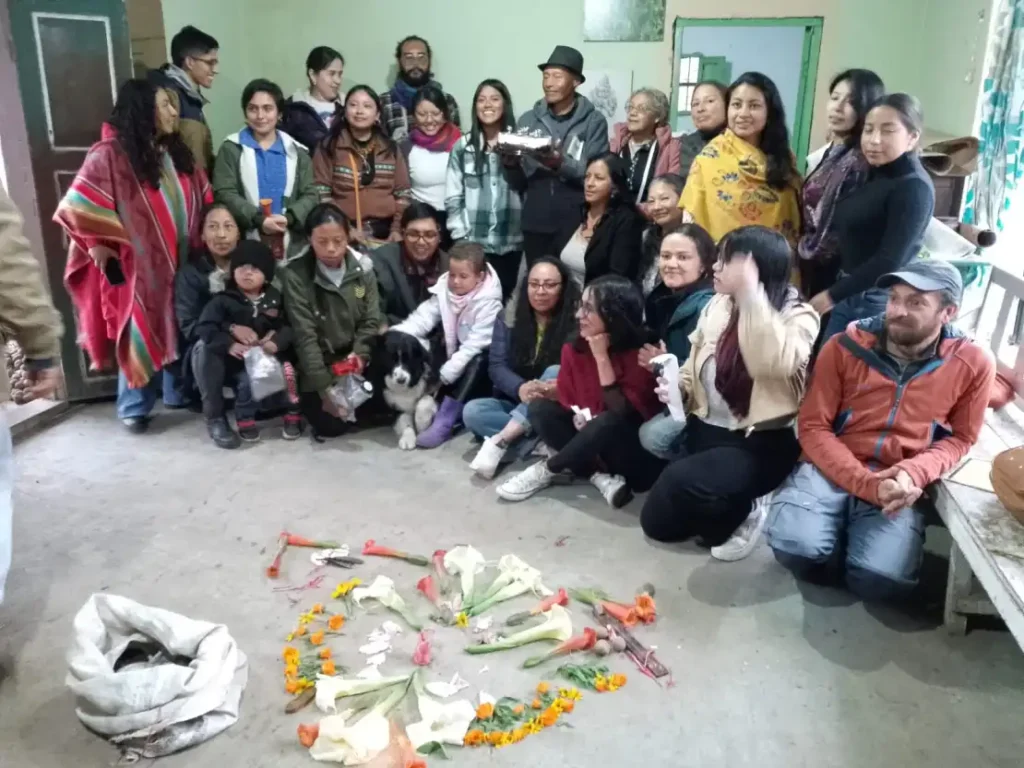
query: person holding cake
507 46 609 267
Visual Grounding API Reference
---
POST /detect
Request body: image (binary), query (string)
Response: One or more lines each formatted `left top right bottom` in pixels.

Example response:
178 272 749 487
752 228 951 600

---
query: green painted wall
161 0 991 152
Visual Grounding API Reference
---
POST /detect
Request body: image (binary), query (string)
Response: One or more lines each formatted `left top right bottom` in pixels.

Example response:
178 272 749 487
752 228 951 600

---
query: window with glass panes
678 55 702 115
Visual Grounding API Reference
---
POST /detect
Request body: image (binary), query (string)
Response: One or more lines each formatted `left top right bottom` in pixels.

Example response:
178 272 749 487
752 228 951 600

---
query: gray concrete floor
1 404 1023 767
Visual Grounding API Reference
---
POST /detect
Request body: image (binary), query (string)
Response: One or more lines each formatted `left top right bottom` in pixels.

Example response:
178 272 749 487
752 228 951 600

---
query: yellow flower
559 698 575 714
525 719 542 735
610 673 627 688
497 732 514 748
550 699 564 713
286 633 294 642
564 688 582 701
298 612 314 626
332 578 362 599
284 662 298 677
455 612 469 629
511 727 527 743
282 647 300 664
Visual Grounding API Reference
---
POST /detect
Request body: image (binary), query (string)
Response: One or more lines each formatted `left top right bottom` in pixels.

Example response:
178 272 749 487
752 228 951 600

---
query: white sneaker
589 472 633 509
470 436 507 480
496 461 555 502
711 495 771 562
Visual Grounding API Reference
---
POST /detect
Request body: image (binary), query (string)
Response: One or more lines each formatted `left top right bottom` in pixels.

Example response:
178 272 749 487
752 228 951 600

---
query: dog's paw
398 429 417 451
414 399 438 433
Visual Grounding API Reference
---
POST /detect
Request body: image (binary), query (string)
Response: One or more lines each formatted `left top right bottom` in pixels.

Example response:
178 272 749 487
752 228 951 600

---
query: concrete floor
1 404 1023 768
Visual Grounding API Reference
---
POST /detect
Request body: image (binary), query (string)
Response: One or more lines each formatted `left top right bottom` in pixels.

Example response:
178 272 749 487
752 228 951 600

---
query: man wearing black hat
511 45 609 265
765 259 995 602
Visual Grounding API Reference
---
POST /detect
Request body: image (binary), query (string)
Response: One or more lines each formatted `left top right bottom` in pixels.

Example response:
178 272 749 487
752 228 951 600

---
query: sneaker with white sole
711 495 771 561
496 461 555 502
470 436 507 480
590 472 633 508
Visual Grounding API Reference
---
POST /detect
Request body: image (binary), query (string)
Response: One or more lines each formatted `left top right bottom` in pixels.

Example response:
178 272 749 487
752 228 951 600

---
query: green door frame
671 16 824 171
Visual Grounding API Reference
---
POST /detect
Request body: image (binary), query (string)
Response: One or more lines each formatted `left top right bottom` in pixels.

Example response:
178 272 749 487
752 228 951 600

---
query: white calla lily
443 546 486 604
350 575 421 630
464 604 573 654
310 710 391 764
405 695 477 751
314 673 411 714
467 555 551 616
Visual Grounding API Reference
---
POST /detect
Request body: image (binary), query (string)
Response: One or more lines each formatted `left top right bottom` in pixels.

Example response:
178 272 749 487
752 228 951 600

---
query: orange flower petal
311 603 325 614
310 631 325 646
328 615 344 631
319 647 332 660
476 702 494 720
322 660 336 675
536 682 550 695
297 723 320 748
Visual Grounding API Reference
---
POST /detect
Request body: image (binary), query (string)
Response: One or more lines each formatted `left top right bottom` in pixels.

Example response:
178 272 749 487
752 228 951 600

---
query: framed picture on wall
583 0 666 43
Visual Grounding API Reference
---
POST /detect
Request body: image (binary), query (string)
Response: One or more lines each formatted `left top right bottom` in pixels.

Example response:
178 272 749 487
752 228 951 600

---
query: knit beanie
230 240 275 284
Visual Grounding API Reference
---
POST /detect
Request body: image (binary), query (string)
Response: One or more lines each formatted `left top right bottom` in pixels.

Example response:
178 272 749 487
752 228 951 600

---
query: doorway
671 16 824 171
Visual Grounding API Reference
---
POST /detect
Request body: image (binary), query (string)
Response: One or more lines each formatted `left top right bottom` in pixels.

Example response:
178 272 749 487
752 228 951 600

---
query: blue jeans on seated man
117 368 186 419
463 365 559 461
822 287 888 340
639 410 686 460
764 461 926 601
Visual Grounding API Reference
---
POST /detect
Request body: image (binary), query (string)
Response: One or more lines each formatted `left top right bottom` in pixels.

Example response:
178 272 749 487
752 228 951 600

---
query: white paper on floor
425 673 470 698
359 640 391 656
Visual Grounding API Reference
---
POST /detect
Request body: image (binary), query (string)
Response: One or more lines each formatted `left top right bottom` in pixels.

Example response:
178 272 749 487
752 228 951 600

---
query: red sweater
556 343 661 421
799 318 995 506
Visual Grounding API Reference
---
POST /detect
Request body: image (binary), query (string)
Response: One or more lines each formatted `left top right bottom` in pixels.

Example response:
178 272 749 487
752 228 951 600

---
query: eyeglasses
627 103 653 115
401 53 428 63
578 302 595 317
405 230 439 242
527 280 563 292
193 56 219 68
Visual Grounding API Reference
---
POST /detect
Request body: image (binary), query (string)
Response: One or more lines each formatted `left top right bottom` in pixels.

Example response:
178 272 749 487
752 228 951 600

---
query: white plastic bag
66 593 248 759
327 375 373 422
244 346 286 401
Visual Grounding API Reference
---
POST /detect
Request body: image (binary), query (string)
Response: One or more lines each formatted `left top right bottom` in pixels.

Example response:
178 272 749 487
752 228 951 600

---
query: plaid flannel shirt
445 135 523 255
380 89 461 140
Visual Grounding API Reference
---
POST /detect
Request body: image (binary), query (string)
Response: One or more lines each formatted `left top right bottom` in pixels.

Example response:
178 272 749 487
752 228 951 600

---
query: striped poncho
55 124 210 387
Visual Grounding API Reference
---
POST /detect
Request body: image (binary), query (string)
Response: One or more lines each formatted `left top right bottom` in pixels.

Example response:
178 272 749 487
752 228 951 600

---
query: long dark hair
727 72 796 189
114 78 194 187
583 153 632 223
714 225 796 418
510 257 581 373
322 84 395 155
469 79 515 172
580 275 647 353
829 69 885 146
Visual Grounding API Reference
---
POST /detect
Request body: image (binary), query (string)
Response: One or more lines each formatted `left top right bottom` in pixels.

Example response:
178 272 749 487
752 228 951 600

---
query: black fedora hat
538 45 585 83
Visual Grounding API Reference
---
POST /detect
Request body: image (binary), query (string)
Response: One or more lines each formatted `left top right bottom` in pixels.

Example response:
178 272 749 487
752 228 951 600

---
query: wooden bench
937 264 1024 647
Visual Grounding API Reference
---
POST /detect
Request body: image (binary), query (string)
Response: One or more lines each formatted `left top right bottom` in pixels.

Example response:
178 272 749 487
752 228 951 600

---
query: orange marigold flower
487 731 504 746
634 594 656 621
319 647 332 660
610 673 627 688
595 680 608 693
560 698 575 713
539 708 559 727
512 704 525 715
283 646 300 663
285 662 298 677
512 727 527 742
536 681 550 695
285 679 300 694
464 729 486 747
476 702 494 720
296 625 307 637
311 603 325 615
531 698 542 709
328 615 345 631
297 723 320 748
322 660 337 675
310 630 325 646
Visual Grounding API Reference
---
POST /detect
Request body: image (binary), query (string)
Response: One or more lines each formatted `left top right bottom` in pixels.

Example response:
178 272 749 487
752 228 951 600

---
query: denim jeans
463 365 559 460
765 462 925 601
0 415 12 604
116 368 185 419
822 288 888 340
639 411 686 460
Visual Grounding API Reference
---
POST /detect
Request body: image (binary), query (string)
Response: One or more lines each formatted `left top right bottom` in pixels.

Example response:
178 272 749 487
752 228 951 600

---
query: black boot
121 416 150 434
206 417 241 449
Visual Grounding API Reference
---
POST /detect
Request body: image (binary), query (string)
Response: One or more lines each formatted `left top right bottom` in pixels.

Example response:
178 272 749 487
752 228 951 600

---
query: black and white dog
380 330 440 450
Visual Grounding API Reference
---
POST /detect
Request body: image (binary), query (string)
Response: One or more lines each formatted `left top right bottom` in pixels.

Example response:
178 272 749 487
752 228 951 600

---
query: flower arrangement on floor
462 681 589 749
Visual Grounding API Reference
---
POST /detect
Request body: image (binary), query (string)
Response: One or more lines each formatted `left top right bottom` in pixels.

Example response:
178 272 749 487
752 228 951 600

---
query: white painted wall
677 24 806 135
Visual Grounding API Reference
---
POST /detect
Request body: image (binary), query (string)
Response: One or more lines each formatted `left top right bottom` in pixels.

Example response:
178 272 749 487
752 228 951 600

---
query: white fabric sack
66 593 248 758
919 218 976 262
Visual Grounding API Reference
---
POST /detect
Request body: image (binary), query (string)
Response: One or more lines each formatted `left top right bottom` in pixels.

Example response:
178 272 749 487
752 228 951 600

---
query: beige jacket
0 186 63 401
681 289 819 431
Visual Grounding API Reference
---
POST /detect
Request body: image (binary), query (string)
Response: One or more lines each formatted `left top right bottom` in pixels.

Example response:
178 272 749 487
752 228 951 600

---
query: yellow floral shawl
678 129 802 246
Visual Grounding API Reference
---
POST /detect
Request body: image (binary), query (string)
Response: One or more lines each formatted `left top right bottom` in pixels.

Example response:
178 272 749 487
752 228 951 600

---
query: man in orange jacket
766 259 995 601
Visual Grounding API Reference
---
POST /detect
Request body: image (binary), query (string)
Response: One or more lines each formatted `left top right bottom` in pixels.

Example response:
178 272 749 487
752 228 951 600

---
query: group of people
54 25 999 606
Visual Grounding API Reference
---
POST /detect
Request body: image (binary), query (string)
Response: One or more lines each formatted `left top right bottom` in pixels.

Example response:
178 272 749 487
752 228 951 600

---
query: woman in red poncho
55 78 211 433
497 275 663 508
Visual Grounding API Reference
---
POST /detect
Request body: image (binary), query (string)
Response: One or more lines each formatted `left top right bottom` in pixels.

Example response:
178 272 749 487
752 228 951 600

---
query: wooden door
8 0 133 399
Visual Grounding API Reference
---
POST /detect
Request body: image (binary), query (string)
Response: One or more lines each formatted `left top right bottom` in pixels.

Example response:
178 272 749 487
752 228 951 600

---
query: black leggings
640 417 800 545
486 251 522 303
441 353 491 403
528 400 665 491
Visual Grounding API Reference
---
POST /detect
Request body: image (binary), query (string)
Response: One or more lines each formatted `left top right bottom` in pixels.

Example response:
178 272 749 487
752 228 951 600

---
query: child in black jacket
195 241 300 448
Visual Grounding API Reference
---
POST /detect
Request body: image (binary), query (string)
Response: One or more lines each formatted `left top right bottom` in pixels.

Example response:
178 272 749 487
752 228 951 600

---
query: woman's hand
654 375 672 405
537 381 559 401
262 339 279 355
518 381 540 403
572 412 588 431
345 353 365 375
809 291 834 316
228 342 249 359
231 324 259 345
717 253 760 301
585 332 611 360
262 215 288 235
638 341 666 371
88 245 117 271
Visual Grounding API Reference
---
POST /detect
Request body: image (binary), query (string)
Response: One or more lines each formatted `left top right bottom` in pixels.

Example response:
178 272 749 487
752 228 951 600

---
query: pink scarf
409 122 461 153
442 272 489 355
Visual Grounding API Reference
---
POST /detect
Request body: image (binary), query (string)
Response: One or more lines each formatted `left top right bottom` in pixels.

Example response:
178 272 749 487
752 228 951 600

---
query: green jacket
212 130 319 258
279 248 382 393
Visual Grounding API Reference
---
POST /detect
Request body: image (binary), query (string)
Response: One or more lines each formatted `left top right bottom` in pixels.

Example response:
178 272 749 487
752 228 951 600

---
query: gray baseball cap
876 259 963 304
